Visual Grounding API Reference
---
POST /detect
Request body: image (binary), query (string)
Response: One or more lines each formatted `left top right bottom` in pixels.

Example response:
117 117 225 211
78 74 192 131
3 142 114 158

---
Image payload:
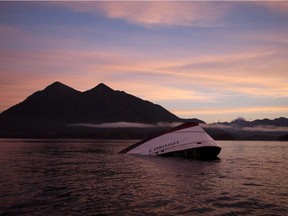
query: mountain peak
96 83 113 90
44 81 78 94
45 81 70 90
46 81 66 88
86 83 114 94
52 81 63 85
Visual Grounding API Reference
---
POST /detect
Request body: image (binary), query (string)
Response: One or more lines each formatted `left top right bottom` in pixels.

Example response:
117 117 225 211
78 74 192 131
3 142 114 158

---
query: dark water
0 139 288 216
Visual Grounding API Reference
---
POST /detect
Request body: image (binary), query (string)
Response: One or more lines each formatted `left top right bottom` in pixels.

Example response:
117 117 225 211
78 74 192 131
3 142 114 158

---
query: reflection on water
0 139 288 215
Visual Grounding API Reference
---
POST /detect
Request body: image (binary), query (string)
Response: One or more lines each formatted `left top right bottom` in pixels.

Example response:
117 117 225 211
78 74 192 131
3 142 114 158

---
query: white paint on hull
120 123 221 157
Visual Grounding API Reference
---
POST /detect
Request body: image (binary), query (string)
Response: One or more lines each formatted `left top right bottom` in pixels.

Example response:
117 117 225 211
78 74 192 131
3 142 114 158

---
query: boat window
197 142 202 144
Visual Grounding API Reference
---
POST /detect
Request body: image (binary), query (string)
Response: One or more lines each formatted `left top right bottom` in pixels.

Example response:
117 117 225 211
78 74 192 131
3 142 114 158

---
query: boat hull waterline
119 122 221 159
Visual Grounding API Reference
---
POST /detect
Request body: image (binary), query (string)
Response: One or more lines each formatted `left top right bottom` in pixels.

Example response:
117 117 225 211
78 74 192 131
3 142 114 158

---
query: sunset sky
0 1 288 123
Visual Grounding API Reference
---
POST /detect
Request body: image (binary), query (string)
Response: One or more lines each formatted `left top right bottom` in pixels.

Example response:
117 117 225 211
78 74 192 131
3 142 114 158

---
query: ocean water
0 139 287 216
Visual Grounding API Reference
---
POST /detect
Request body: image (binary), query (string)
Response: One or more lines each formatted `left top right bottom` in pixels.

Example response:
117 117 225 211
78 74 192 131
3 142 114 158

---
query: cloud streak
254 1 288 14
43 1 288 28
68 122 182 129
50 1 230 27
202 123 288 133
1 42 287 113
174 106 288 116
1 2 287 123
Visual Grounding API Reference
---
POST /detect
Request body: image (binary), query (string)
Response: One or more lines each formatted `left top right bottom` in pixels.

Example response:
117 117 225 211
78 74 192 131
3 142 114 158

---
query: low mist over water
1 139 287 215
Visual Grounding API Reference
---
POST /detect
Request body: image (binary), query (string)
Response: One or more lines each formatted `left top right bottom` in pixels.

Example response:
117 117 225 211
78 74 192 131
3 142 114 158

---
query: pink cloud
42 1 230 27
1 44 287 113
173 106 288 116
254 1 288 14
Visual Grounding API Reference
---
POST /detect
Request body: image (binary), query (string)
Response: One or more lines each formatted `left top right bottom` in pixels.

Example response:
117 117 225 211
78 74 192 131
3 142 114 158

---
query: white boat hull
119 122 221 159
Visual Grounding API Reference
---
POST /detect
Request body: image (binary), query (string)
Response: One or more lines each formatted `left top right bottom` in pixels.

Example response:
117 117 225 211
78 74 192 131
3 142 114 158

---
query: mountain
0 82 181 124
0 81 192 138
1 81 285 140
1 82 81 123
78 83 181 123
219 117 288 128
208 117 288 141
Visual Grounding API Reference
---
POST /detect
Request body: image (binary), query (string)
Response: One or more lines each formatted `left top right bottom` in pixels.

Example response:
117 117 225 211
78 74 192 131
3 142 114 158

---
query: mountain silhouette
78 82 181 123
1 82 81 123
2 81 284 140
0 81 190 138
210 117 288 141
1 81 183 124
219 117 288 128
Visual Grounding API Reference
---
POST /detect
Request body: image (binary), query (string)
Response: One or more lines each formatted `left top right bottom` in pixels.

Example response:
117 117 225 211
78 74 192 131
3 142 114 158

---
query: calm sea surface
0 139 288 216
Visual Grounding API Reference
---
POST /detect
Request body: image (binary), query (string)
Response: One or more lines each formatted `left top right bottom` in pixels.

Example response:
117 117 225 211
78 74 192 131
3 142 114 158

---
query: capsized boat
119 122 221 159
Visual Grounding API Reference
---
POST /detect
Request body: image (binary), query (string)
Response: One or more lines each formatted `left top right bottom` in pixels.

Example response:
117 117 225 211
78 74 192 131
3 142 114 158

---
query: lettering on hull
119 122 221 159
